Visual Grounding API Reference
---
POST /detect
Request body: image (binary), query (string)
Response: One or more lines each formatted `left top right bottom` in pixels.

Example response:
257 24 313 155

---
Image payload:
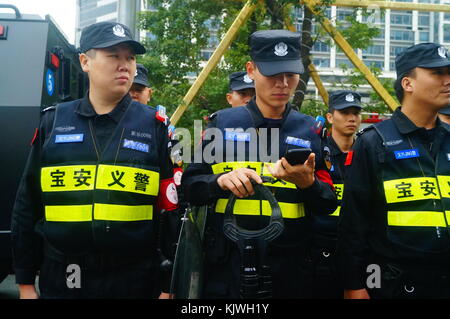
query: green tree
138 0 390 131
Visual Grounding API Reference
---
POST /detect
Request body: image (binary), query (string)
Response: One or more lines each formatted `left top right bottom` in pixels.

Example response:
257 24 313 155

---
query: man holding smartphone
182 29 337 299
310 90 362 298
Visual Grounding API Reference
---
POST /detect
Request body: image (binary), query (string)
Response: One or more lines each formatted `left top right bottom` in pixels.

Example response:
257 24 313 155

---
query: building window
312 41 330 53
390 12 412 26
390 46 409 57
313 58 330 68
336 58 353 68
419 31 430 42
444 25 450 43
363 45 384 56
364 60 384 69
80 2 117 22
390 30 414 41
418 13 430 26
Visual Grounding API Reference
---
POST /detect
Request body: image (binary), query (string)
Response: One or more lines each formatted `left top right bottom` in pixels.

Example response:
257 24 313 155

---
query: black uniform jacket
338 108 450 290
312 135 351 240
182 98 337 246
11 93 177 286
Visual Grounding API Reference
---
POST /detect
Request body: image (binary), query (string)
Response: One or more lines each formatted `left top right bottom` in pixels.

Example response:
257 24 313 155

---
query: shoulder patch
156 105 169 126
314 115 326 136
208 112 217 121
41 105 56 113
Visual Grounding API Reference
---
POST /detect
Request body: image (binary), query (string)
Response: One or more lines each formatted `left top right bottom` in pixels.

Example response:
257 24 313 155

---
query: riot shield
170 205 207 299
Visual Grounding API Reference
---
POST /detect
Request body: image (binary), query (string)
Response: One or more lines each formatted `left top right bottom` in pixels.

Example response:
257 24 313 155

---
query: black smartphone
285 148 312 166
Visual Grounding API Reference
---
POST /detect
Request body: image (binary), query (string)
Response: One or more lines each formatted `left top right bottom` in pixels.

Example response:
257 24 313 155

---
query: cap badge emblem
345 94 355 102
438 46 448 59
113 25 126 38
243 74 253 83
274 42 288 57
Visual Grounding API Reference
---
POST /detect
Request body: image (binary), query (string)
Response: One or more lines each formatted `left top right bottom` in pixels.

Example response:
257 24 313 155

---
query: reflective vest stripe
334 184 344 201
45 205 92 222
211 162 297 189
41 164 160 195
215 199 305 219
387 211 450 227
438 175 450 198
94 204 153 221
96 165 159 196
383 177 441 203
211 161 263 175
41 165 97 192
261 163 297 189
330 205 340 216
45 204 153 222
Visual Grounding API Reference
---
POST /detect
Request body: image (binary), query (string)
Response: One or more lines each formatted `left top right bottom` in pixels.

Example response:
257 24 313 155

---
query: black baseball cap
229 71 255 91
328 90 362 111
439 106 450 115
249 30 304 76
79 21 146 54
395 43 450 79
133 63 150 87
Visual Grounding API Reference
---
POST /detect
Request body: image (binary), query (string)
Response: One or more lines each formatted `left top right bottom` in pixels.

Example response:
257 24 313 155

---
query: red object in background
0 25 4 36
50 53 60 69
363 114 382 123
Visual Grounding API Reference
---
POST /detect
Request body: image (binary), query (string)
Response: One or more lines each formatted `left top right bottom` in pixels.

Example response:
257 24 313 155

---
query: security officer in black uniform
129 63 153 105
338 43 450 299
438 106 450 124
181 29 337 299
204 71 255 123
11 21 179 299
226 71 255 108
310 90 362 299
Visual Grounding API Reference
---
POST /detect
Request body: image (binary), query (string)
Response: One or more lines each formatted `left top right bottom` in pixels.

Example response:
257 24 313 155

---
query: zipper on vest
88 120 102 239
435 153 449 240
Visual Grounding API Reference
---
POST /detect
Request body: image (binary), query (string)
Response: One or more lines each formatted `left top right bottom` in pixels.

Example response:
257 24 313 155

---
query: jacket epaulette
356 124 375 137
41 105 56 113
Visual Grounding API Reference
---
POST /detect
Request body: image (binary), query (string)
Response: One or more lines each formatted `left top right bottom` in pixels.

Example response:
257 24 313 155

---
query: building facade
74 0 450 101
302 0 450 96
75 0 142 46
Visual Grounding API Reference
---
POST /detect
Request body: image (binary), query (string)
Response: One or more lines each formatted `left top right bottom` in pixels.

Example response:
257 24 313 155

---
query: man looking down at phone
182 30 337 299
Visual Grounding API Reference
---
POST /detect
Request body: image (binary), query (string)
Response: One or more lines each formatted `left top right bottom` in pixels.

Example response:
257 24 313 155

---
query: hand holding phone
285 148 312 166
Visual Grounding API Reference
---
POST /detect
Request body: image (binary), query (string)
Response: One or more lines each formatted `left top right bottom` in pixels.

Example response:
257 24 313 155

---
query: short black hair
395 69 416 103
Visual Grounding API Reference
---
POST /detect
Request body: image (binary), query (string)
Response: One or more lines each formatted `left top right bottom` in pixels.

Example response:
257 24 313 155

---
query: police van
0 4 87 283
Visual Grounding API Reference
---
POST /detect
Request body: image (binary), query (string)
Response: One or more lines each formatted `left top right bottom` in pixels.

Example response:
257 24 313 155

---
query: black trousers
309 238 343 299
201 245 314 299
368 262 450 299
38 255 160 299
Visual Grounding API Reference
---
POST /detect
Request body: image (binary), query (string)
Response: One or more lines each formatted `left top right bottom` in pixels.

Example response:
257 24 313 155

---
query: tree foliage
138 0 393 131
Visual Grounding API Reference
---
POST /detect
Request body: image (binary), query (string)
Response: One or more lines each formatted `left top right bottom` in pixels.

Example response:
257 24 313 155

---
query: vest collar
246 96 292 127
327 135 348 156
394 107 450 134
75 91 132 123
